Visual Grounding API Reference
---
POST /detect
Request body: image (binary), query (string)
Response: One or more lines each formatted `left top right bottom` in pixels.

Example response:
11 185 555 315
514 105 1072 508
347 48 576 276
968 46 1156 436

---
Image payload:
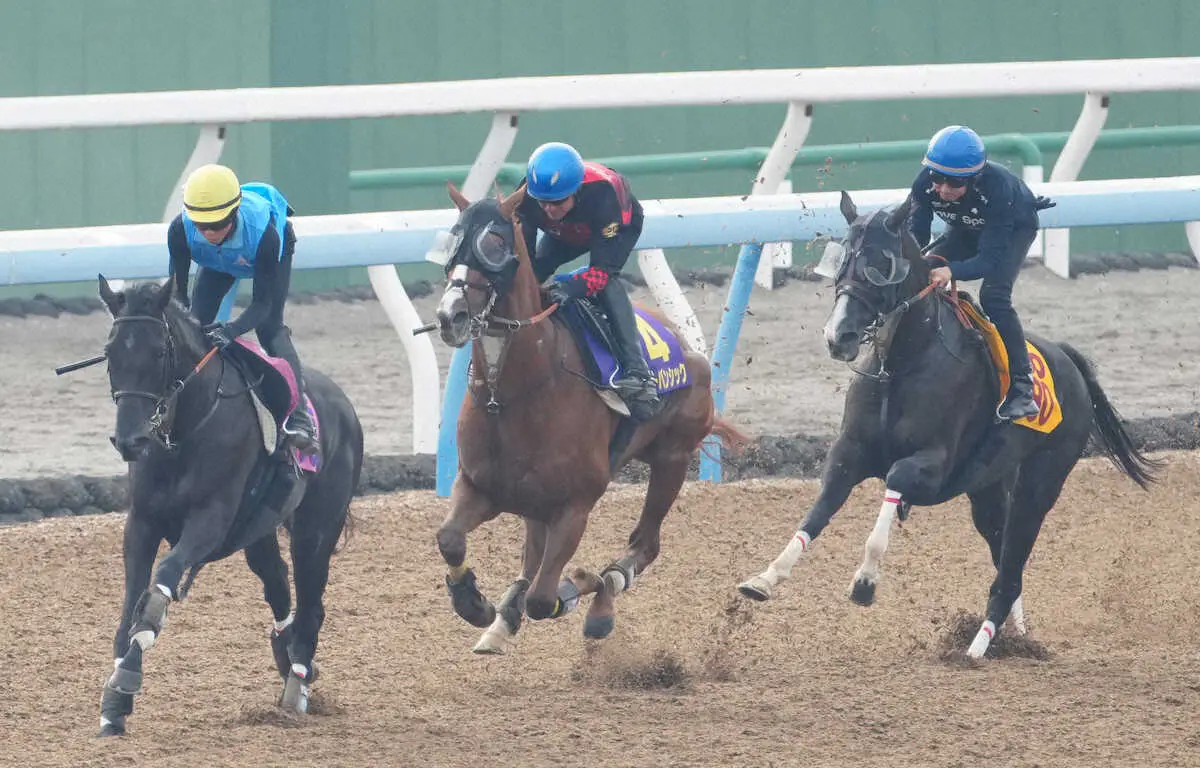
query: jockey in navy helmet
167 164 317 449
517 142 661 419
909 125 1054 422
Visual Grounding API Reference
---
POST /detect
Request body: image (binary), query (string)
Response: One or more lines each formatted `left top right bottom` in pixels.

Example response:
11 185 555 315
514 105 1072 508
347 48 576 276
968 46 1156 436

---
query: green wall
1 0 1197 294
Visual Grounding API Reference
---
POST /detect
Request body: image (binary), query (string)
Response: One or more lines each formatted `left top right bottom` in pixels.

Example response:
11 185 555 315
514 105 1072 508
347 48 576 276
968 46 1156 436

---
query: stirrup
996 394 1039 421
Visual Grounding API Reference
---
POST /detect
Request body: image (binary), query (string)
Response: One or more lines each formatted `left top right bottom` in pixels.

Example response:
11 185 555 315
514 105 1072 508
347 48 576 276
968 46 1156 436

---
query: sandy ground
2 452 1199 767
4 263 1200 479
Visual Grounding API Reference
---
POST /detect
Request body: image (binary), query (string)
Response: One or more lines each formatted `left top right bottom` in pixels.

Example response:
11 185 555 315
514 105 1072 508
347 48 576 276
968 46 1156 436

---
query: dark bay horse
738 191 1158 658
95 277 363 735
433 183 742 653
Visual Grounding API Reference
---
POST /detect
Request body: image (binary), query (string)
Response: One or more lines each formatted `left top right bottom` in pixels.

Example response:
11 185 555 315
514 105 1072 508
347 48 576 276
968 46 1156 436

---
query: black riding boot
283 398 318 451
598 281 661 420
998 371 1039 421
262 325 318 451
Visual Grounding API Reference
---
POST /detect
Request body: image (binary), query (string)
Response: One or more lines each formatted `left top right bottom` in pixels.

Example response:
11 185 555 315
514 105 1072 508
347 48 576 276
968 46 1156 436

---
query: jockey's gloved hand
1034 195 1057 211
202 322 234 350
546 279 585 306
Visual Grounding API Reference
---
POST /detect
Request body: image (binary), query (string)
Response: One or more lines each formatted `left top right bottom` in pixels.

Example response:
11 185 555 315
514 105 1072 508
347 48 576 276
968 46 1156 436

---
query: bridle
443 255 559 415
109 314 222 451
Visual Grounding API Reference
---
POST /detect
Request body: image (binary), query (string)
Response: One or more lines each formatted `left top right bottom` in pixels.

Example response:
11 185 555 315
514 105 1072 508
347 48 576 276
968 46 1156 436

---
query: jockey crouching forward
517 141 662 420
167 163 317 450
909 125 1055 422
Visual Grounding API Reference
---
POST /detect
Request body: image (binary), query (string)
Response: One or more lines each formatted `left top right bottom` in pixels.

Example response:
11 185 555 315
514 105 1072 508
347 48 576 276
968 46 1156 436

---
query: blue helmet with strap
923 125 987 177
526 142 585 200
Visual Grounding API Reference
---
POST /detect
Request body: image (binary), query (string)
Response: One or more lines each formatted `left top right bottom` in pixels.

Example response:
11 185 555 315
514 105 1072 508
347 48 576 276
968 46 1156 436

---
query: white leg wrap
966 620 996 659
155 583 173 600
290 662 310 680
273 612 295 634
1009 596 1027 635
853 490 901 587
766 530 812 583
603 569 628 595
130 629 157 652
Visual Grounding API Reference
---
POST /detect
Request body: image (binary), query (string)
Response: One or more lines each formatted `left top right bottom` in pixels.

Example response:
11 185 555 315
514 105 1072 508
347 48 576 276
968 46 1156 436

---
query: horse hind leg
474 520 546 654
579 451 689 639
244 533 293 681
967 462 1065 659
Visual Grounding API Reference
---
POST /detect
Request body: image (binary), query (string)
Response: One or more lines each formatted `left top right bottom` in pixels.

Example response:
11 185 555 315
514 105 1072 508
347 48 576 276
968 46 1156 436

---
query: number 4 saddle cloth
557 299 693 401
950 294 1063 434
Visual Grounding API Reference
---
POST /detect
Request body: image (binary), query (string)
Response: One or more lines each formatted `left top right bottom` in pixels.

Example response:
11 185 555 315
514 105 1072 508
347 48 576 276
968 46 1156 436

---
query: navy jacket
909 162 1043 282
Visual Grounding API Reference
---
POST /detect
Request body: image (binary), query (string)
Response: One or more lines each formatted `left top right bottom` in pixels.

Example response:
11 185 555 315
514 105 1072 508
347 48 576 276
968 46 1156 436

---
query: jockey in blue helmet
908 125 1055 422
518 142 660 419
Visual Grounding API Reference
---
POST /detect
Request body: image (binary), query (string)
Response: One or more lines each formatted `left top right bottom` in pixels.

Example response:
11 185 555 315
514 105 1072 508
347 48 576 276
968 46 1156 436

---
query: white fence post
1043 93 1110 277
754 102 813 289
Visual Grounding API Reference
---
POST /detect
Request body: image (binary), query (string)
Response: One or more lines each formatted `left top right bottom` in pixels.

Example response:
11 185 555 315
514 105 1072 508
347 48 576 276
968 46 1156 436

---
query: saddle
554 296 692 416
941 291 1062 434
226 338 322 473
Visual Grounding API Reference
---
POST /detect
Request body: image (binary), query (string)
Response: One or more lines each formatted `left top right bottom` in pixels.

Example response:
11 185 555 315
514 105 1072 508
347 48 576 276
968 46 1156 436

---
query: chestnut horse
433 183 741 652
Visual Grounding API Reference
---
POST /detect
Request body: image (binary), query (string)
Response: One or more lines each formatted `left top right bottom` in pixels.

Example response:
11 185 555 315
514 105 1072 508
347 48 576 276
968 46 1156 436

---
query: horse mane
122 281 208 359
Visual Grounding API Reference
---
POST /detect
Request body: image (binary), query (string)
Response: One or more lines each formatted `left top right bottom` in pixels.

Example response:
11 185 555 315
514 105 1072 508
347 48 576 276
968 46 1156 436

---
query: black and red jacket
518 163 644 296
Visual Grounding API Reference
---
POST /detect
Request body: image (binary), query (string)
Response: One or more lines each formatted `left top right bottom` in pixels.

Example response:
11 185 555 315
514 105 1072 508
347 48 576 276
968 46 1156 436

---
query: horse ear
98 274 123 316
499 183 526 221
153 278 174 314
885 196 914 234
839 190 858 225
447 181 471 212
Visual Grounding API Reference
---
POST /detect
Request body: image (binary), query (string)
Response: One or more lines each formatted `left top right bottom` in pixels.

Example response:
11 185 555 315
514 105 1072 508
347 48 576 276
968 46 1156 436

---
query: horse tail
708 417 752 457
1060 342 1160 490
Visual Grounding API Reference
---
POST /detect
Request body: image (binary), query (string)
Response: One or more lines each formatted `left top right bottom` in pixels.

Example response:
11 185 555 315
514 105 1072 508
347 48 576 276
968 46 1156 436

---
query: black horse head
821 191 925 361
98 276 208 461
435 183 526 348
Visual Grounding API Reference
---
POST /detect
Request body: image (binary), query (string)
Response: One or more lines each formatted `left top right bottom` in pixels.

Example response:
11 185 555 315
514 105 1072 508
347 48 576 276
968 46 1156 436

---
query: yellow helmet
183 164 242 223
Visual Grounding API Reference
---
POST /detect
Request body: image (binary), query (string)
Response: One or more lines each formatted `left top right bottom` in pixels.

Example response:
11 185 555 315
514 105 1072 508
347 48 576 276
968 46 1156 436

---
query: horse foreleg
100 513 160 737
107 499 237 708
437 476 501 629
738 441 865 601
525 506 591 621
848 489 903 606
473 519 545 654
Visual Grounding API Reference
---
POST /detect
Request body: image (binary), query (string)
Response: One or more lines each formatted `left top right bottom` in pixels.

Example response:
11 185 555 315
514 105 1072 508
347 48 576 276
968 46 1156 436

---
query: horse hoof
279 670 310 714
583 614 614 639
737 576 773 602
849 579 876 607
98 720 126 738
447 572 498 628
472 639 506 655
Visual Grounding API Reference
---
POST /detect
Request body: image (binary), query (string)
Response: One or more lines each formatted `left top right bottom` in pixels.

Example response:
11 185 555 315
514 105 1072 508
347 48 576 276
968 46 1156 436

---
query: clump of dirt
935 609 1051 663
231 690 343 728
575 643 692 690
698 596 757 683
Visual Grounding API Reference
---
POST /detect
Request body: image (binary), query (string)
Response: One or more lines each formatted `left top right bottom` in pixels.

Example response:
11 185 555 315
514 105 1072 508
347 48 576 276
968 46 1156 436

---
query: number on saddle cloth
550 269 691 396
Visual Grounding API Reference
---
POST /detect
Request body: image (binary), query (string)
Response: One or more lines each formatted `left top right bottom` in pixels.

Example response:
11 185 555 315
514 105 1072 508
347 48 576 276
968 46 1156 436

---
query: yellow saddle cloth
953 297 1063 434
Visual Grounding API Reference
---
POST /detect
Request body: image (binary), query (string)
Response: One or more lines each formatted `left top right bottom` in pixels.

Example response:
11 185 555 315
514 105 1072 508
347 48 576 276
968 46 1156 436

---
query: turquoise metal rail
349 126 1200 192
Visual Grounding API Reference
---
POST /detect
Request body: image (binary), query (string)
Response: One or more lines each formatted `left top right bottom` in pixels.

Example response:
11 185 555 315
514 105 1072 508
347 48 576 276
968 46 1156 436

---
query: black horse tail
1060 342 1161 490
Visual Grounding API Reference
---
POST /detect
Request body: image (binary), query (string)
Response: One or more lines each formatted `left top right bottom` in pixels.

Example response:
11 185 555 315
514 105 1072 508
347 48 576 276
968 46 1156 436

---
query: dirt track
3 452 1199 767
